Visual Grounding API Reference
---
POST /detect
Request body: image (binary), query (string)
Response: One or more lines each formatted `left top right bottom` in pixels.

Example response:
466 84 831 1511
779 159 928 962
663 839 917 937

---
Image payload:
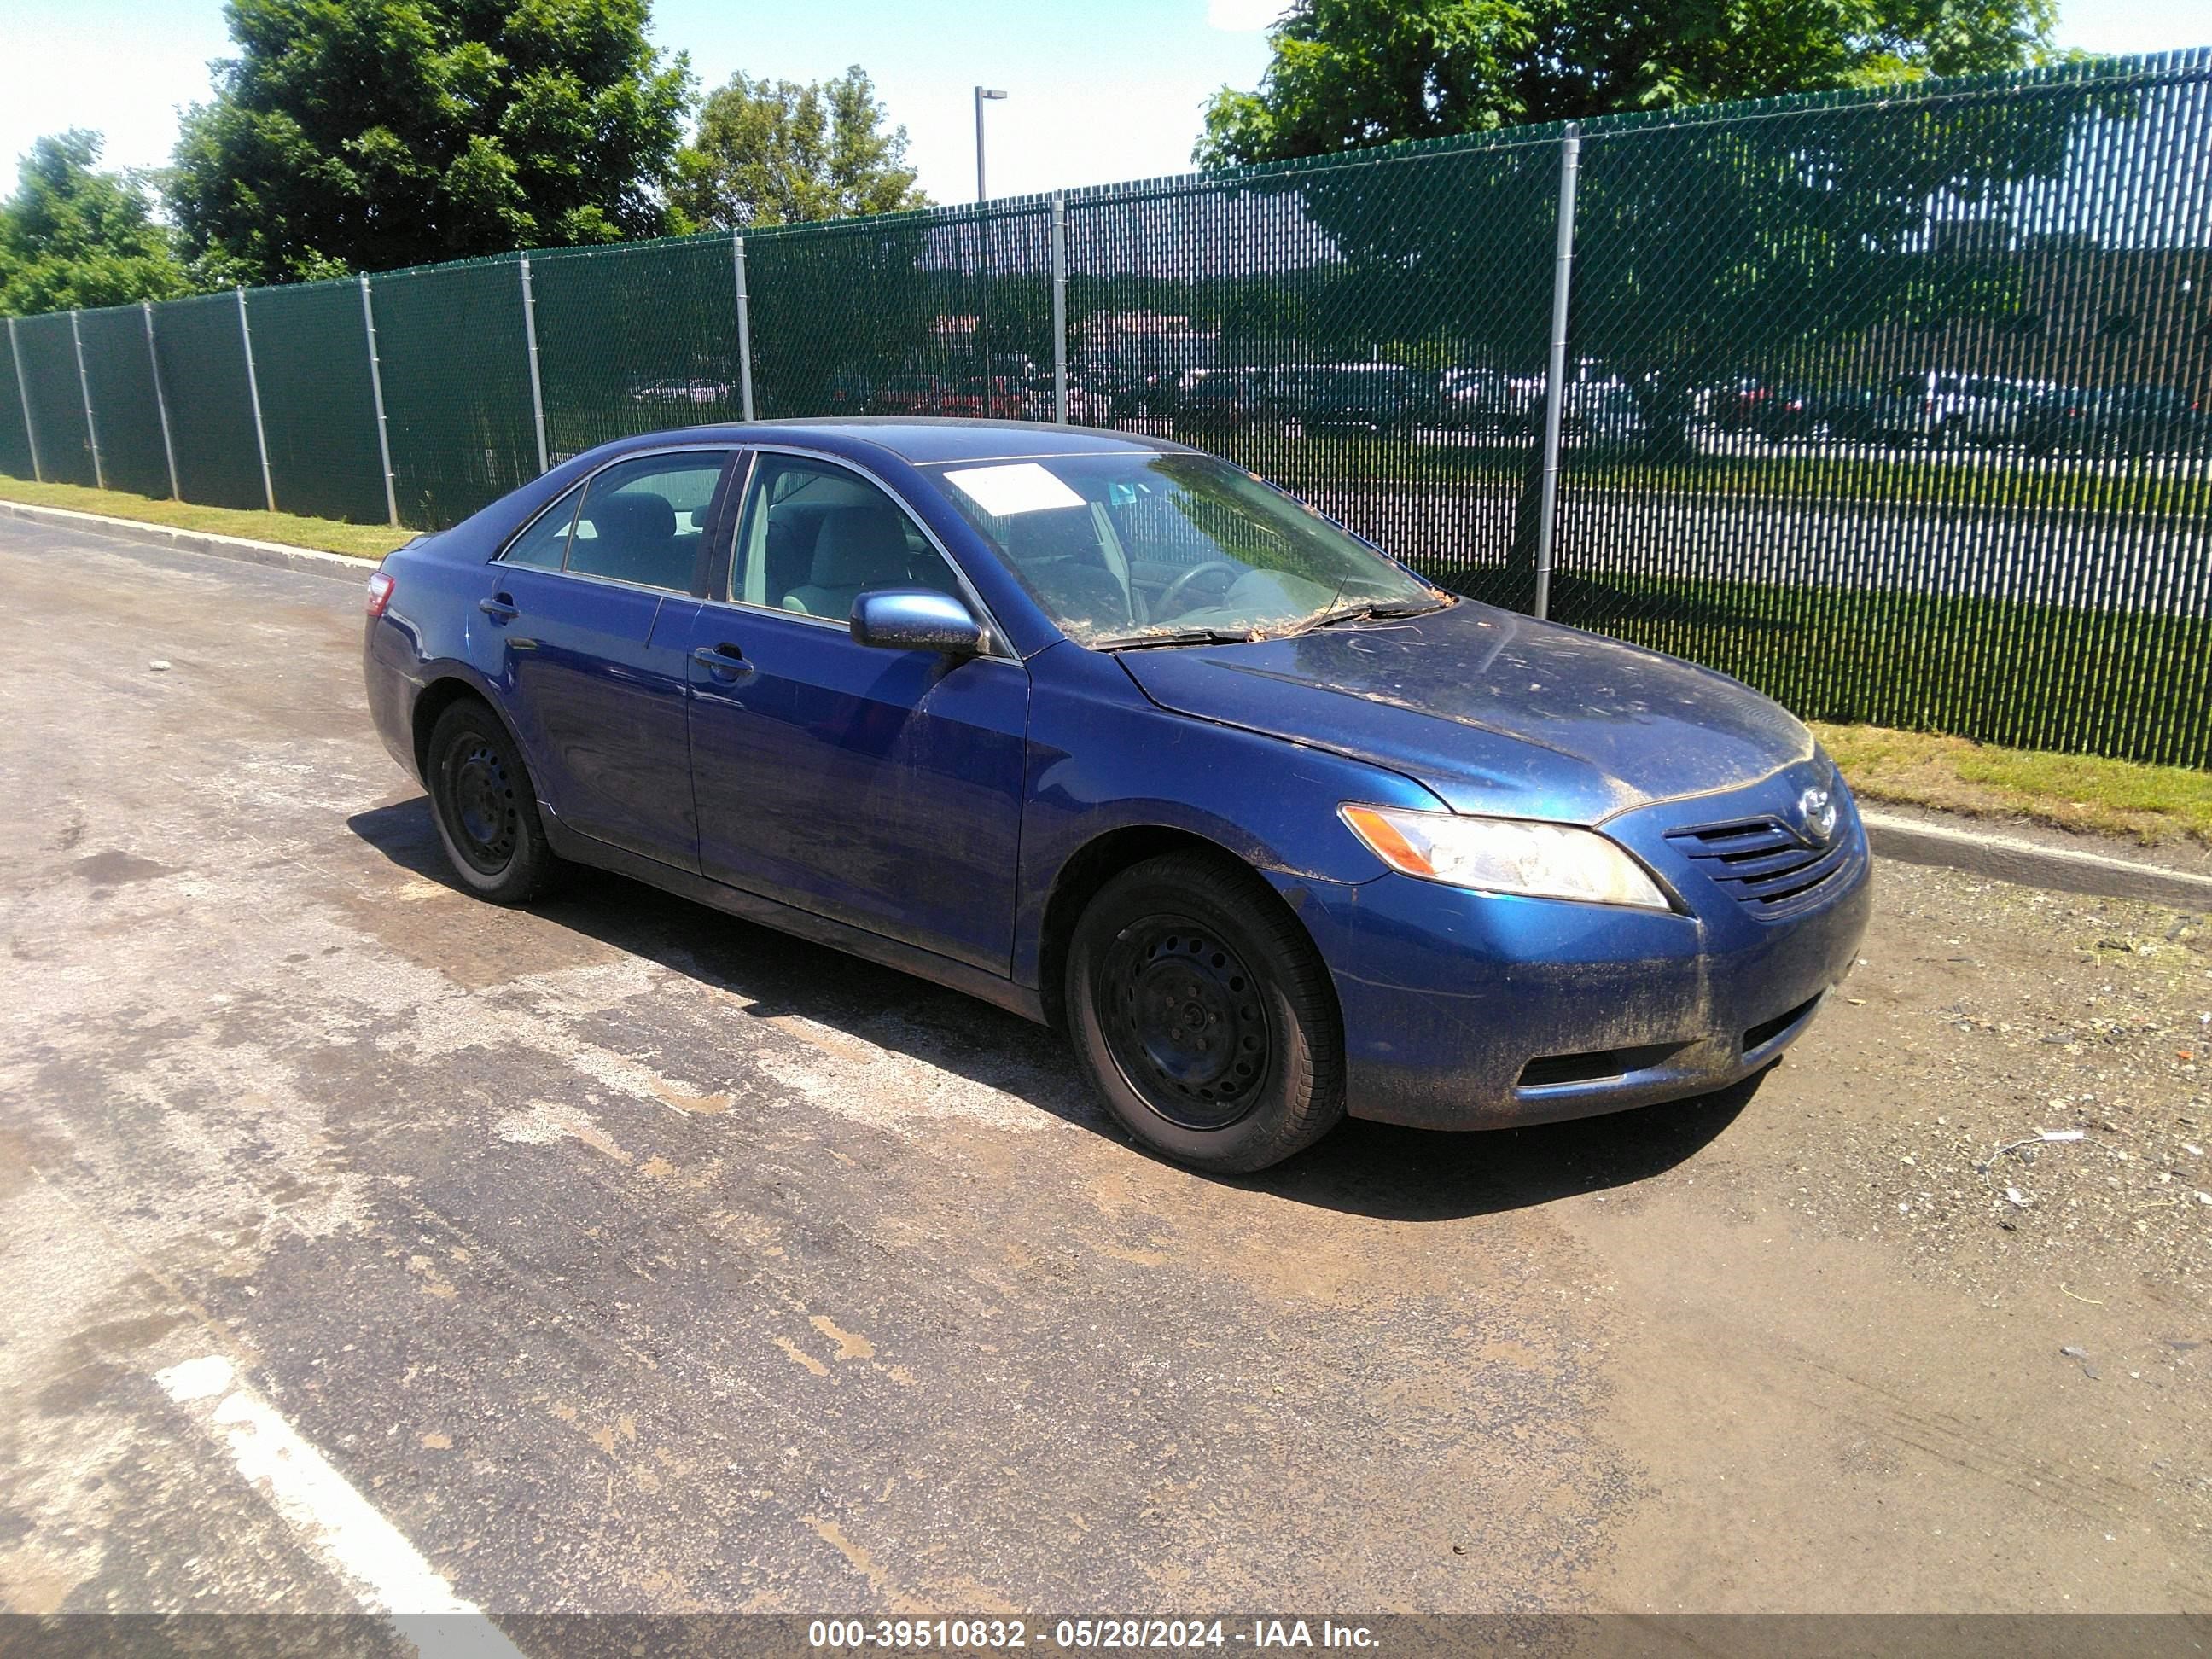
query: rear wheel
426 699 562 904
1065 851 1344 1173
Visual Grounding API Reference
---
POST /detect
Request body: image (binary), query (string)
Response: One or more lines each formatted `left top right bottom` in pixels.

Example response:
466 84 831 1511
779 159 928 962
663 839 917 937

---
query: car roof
597 417 1198 469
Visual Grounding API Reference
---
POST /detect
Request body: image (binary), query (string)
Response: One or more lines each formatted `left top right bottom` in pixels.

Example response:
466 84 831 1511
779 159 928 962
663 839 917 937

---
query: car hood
1115 600 1813 823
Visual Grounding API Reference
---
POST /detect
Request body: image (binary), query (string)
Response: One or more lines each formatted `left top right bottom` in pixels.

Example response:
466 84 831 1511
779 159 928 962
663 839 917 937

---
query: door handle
478 595 518 621
691 643 755 682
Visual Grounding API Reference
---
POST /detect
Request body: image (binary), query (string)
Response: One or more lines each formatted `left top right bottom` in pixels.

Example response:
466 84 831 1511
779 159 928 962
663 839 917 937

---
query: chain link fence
3 51 2208 763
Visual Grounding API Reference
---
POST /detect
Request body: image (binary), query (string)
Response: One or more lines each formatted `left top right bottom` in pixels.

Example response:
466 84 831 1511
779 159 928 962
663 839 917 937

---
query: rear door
680 450 1029 973
472 447 737 870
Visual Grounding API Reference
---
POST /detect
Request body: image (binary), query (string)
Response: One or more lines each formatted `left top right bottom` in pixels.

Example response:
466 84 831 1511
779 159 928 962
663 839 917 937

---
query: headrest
811 504 910 586
586 490 677 544
1003 508 1101 566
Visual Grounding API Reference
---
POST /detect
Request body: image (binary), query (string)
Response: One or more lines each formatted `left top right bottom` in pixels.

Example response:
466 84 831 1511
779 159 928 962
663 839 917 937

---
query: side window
502 481 583 568
731 456 964 619
566 451 732 592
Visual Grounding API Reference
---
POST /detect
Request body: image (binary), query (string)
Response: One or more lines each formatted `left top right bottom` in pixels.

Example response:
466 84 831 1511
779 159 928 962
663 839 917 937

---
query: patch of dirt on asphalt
1662 860 2212 1304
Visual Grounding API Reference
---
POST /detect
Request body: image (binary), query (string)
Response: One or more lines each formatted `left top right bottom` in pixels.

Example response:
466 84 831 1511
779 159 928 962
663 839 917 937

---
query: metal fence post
143 300 180 501
236 286 276 512
6 317 41 482
1532 123 1580 623
518 255 550 474
732 232 756 422
1051 193 1068 424
359 275 400 526
69 311 105 491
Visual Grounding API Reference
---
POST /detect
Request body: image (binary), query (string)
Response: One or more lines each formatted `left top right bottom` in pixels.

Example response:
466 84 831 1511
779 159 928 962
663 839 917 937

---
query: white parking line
154 1355 527 1658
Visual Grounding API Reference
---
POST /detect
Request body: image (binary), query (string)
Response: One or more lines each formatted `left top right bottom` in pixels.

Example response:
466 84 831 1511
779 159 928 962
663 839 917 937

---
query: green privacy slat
0 329 35 480
745 201 1060 425
245 280 388 524
1545 58 2212 767
1066 134 1559 615
15 311 96 486
151 291 265 511
75 303 171 498
1 50 2206 765
370 256 539 529
529 233 742 459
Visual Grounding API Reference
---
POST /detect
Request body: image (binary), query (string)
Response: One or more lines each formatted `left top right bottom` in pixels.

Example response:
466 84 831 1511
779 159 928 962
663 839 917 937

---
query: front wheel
426 698 562 904
1065 851 1345 1173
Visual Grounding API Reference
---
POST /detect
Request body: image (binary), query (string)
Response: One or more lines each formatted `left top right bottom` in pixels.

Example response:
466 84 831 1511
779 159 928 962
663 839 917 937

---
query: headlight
1340 804 1671 911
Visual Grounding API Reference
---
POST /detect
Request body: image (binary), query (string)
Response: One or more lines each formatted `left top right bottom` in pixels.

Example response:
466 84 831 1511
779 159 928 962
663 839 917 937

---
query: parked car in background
871 375 949 416
629 377 733 406
364 420 1870 1174
1172 367 1284 432
1707 381 1877 445
1563 377 1645 444
1871 371 2034 448
1065 371 1119 425
1018 370 1121 425
946 376 1027 420
1705 378 1789 436
1099 365 1183 416
1437 368 1536 435
1294 363 1417 433
2028 385 2211 457
823 374 872 416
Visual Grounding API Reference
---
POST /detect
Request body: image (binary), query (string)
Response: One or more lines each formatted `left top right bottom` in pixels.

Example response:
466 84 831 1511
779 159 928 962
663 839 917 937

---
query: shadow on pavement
349 795 1753 1223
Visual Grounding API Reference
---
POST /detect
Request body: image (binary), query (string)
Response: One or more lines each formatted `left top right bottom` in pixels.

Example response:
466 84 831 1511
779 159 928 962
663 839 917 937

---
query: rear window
502 482 583 569
562 451 731 592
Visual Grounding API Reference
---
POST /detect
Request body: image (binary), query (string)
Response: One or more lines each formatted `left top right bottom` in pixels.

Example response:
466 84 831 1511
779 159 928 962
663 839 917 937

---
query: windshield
926 451 1447 648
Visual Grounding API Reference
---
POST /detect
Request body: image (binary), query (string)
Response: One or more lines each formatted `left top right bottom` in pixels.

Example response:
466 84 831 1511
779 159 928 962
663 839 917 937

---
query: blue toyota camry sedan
364 420 1871 1172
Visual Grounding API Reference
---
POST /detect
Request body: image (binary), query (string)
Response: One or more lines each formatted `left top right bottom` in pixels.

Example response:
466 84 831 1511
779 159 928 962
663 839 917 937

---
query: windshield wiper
1093 626 1256 651
1293 598 1446 634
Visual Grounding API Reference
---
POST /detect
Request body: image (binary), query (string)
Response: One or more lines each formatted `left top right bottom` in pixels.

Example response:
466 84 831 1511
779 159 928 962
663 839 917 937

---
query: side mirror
849 587 987 656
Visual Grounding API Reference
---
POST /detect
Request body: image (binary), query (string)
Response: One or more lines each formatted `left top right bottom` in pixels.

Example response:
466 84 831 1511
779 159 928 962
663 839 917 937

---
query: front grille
1665 814 1854 920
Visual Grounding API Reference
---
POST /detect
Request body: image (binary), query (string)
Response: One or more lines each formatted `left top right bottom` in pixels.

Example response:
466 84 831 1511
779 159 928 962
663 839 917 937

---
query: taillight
365 570 396 619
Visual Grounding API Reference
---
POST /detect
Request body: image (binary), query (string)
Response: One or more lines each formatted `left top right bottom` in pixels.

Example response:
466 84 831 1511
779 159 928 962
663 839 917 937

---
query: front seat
783 503 913 617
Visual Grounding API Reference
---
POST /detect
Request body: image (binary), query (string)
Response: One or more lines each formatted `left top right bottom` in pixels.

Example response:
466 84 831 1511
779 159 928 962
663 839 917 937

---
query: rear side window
502 482 583 569
566 451 732 592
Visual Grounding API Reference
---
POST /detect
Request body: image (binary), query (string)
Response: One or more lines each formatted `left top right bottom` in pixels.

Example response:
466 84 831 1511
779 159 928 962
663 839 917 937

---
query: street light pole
974 87 1008 405
975 86 1006 201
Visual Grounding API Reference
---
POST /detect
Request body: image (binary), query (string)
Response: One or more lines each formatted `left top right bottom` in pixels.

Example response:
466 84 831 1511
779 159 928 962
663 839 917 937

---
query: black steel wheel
426 698 561 904
444 735 520 873
1097 917 1272 1132
1066 850 1344 1173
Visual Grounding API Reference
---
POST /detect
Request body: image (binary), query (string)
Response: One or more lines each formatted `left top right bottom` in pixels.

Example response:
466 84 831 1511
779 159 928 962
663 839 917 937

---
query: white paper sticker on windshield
943 462 1086 516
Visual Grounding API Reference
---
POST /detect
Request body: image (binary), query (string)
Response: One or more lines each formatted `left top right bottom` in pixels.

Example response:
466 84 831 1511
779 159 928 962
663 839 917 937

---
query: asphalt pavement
0 519 2206 1629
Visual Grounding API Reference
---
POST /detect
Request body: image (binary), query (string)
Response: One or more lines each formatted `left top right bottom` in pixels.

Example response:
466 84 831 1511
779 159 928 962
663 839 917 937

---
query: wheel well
1036 825 1278 1030
410 677 491 782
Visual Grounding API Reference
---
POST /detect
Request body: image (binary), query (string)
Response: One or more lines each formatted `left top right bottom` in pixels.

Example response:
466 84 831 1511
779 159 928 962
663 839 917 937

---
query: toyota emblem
1798 786 1838 845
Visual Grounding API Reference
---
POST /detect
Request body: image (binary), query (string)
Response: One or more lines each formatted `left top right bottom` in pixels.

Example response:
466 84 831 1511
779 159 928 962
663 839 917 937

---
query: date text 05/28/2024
807 1621 1379 1650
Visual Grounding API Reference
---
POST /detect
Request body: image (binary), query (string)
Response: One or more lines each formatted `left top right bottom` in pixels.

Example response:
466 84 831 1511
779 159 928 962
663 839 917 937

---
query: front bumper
1289 765 1872 1131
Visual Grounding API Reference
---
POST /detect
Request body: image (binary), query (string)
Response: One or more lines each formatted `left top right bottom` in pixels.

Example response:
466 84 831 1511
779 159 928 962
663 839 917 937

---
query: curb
0 498 383 585
6 495 2209 913
1860 811 2212 911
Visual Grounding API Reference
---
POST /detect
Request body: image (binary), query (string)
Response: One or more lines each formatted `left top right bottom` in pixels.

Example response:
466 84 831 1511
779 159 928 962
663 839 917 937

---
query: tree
671 66 928 230
166 0 695 285
1196 0 2060 166
0 131 190 314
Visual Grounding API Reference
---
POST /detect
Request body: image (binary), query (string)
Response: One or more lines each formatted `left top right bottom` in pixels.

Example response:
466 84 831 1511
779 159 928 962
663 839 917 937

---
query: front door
682 451 1028 974
473 447 736 870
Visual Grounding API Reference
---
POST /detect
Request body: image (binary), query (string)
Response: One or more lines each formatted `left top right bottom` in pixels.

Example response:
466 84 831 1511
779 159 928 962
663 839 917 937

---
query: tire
424 698 562 905
1064 851 1345 1173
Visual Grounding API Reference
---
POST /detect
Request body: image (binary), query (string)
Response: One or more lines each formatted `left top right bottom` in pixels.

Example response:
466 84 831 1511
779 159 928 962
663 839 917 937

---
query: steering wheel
1157 560 1242 614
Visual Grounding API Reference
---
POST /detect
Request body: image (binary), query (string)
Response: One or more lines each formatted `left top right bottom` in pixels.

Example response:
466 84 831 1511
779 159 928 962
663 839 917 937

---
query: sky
0 0 2206 204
